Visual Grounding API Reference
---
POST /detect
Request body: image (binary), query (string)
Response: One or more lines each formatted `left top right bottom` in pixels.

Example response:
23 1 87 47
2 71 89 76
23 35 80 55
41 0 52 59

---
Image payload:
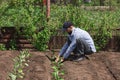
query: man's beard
68 31 72 35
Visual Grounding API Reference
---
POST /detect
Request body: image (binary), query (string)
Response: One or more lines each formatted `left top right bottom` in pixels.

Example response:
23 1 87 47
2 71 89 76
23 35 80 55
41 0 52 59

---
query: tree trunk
47 0 50 21
43 0 47 5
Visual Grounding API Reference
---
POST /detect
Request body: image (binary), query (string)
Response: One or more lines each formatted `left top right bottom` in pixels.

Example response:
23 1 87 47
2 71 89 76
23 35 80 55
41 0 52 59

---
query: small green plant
0 43 6 50
9 39 17 50
49 50 65 80
32 28 51 51
52 61 64 80
46 50 64 80
8 50 31 80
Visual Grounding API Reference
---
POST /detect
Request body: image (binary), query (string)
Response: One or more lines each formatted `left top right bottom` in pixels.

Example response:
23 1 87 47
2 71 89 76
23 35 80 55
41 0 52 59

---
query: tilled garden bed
0 51 120 80
62 51 120 80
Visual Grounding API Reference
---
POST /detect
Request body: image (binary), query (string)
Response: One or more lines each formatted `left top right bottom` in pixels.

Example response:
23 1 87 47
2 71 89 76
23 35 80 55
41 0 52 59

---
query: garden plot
0 51 19 80
0 51 51 80
20 51 51 80
0 51 120 80
62 52 120 80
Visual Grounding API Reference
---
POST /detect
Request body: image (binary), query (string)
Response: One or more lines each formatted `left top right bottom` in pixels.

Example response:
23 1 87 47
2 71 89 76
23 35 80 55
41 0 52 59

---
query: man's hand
60 58 64 63
55 55 65 63
55 55 60 63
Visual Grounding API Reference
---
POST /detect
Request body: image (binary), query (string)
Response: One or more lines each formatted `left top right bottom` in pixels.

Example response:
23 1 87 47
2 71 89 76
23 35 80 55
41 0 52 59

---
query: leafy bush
0 44 6 50
9 39 17 50
49 5 120 51
0 0 119 51
0 0 51 51
32 27 51 51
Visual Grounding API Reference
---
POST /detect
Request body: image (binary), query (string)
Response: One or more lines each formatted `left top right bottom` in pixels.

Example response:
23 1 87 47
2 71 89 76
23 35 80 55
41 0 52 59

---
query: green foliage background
0 0 120 51
49 5 120 50
0 0 51 51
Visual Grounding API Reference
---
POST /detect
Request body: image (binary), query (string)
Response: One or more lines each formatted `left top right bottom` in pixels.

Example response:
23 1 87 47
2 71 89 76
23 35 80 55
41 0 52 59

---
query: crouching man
55 21 96 62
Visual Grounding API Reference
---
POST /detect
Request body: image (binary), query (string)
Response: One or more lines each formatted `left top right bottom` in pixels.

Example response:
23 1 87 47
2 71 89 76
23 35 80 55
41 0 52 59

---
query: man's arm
63 36 76 59
55 41 69 62
59 42 69 56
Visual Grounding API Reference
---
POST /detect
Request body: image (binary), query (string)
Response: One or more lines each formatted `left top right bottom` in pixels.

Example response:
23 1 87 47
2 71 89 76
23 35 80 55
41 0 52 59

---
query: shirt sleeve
63 35 76 59
59 42 69 56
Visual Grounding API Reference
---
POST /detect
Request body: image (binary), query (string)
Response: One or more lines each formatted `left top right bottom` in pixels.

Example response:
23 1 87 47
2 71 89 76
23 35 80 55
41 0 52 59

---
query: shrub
0 0 51 51
0 44 6 50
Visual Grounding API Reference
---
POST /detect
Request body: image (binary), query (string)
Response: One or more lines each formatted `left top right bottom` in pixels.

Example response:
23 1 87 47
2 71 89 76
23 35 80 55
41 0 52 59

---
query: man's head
62 21 74 34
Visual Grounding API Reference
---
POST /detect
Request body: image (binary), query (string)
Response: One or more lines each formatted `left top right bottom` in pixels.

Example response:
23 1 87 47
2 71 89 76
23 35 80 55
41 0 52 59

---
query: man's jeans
68 38 93 56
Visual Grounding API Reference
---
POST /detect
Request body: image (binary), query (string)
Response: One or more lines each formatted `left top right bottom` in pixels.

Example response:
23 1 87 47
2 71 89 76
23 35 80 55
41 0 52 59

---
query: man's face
66 26 72 34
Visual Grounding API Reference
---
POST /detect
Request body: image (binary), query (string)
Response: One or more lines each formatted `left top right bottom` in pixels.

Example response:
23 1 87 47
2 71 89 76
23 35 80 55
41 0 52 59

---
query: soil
0 51 120 80
19 51 51 80
0 51 19 80
62 51 120 80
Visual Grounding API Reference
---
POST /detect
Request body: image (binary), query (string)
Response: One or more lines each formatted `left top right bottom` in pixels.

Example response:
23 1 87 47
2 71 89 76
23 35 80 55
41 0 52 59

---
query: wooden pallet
0 27 35 50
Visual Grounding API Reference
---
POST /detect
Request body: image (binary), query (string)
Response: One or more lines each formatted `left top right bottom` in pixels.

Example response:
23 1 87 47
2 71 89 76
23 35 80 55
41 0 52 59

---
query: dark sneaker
73 57 84 61
73 55 90 61
73 55 85 61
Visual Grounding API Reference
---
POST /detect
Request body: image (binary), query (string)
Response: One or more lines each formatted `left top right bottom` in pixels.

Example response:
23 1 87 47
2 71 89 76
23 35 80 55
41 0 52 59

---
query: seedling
48 50 65 80
52 61 64 80
8 50 31 80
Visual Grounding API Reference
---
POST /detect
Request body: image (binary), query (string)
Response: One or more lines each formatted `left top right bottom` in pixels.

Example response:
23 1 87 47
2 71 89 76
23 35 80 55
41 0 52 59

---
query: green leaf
9 73 17 80
18 68 23 74
60 70 65 75
24 63 29 66
19 75 24 79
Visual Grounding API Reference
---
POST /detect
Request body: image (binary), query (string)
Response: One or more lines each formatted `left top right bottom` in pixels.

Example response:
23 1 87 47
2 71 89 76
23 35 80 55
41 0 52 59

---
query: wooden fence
0 27 120 51
48 28 120 51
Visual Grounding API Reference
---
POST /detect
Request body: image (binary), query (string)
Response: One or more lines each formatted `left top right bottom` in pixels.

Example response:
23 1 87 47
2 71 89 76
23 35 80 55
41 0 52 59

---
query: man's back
68 27 96 52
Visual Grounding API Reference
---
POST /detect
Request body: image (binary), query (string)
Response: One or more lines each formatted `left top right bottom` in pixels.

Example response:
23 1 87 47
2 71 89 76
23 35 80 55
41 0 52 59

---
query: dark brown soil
0 51 52 80
62 51 120 80
0 51 120 80
0 51 19 80
20 51 51 80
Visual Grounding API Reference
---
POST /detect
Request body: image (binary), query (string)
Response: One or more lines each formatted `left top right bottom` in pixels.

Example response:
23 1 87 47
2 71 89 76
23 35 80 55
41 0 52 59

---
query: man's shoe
73 54 90 61
73 57 84 61
73 55 85 61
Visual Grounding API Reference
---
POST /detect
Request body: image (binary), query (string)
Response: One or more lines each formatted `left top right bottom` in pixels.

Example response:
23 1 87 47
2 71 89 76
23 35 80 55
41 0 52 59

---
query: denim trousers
68 38 93 56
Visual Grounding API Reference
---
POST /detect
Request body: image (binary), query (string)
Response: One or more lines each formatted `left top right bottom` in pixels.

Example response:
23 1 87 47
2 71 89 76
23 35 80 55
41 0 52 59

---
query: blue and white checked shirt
59 27 96 59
